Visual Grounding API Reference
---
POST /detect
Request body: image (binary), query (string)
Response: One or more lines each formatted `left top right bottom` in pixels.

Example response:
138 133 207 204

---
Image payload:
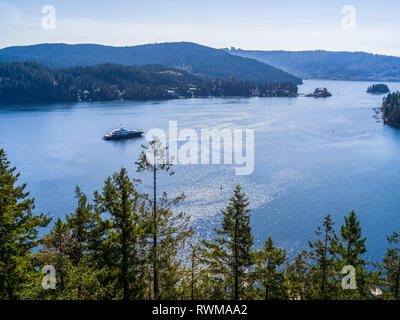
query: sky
1 0 400 55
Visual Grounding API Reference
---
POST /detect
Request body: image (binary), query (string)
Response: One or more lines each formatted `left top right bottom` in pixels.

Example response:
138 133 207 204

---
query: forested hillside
0 61 298 103
0 42 302 84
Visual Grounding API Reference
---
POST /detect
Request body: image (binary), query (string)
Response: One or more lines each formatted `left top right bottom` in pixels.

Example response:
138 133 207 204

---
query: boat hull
103 131 143 140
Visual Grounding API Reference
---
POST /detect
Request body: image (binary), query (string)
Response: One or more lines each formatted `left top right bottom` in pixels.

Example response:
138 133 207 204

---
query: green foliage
337 211 366 267
0 149 51 299
181 244 208 300
252 237 287 300
65 186 96 265
335 211 373 299
0 61 298 104
376 229 400 300
304 215 340 299
285 251 309 300
135 138 193 299
29 188 104 300
367 84 390 94
381 91 400 127
1 147 400 301
200 185 254 300
94 168 148 300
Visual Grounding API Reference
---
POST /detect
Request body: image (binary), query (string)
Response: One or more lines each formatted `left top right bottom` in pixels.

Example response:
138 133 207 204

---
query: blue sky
1 0 399 55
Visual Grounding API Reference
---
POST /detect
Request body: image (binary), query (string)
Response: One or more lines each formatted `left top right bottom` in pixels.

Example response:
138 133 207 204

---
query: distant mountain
0 61 298 104
0 42 302 84
225 48 400 82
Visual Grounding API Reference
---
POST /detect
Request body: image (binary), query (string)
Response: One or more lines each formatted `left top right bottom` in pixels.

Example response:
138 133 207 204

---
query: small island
367 84 390 94
381 91 400 127
305 87 332 98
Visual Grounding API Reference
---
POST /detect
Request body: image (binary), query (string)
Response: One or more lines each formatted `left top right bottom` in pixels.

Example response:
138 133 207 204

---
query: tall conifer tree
201 185 253 300
378 228 400 300
136 138 173 299
306 215 339 299
253 236 287 299
0 149 51 299
336 211 370 299
136 139 192 299
94 168 147 300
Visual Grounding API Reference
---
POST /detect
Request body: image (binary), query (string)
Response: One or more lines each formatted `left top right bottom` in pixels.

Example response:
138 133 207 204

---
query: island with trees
367 84 390 94
305 87 332 98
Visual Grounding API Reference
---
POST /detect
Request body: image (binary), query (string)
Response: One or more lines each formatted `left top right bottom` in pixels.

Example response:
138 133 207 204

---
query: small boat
103 124 144 140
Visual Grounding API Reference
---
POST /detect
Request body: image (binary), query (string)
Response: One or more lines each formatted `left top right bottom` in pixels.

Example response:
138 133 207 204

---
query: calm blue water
1 80 400 262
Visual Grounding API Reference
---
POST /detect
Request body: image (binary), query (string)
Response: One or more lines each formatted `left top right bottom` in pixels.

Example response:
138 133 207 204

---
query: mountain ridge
0 42 302 84
225 48 400 82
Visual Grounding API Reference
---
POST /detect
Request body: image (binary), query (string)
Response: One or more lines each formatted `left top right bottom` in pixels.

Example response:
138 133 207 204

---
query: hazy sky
1 0 399 55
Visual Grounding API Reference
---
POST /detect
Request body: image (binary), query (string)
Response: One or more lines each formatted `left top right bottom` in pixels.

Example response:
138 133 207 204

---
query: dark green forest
0 61 298 104
0 143 399 300
367 84 390 94
0 42 302 84
381 91 400 127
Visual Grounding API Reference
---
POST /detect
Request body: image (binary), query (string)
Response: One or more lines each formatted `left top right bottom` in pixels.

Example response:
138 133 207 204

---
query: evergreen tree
5 142 400 301
181 243 211 300
64 186 102 299
336 211 371 299
94 168 147 300
65 186 96 265
190 245 198 300
252 237 287 300
201 185 253 300
306 215 339 299
179 245 198 300
142 185 192 300
136 138 173 299
136 138 192 299
34 218 74 299
25 188 103 300
181 244 225 300
337 211 366 267
0 149 51 299
378 228 400 299
285 251 309 300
